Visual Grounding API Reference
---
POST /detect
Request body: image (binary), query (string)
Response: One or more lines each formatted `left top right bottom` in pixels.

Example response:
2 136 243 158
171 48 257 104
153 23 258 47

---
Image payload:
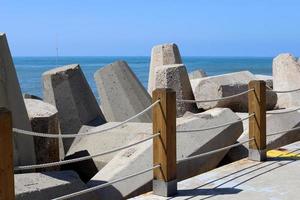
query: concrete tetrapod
191 71 277 112
87 108 243 199
148 43 182 94
154 64 198 117
0 33 36 166
15 170 99 200
273 53 300 108
94 61 152 122
42 64 106 152
24 99 62 170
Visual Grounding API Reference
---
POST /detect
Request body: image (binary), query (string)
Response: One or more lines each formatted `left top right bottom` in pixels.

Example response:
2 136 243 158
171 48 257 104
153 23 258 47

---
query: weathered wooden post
248 80 267 161
0 108 15 200
152 88 177 196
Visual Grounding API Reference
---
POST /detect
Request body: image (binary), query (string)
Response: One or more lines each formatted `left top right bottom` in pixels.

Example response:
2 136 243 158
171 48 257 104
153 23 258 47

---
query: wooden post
152 88 177 197
248 80 267 161
0 108 15 200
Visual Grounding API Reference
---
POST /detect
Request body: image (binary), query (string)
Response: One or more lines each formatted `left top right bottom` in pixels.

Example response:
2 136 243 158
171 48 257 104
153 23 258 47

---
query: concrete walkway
132 142 300 200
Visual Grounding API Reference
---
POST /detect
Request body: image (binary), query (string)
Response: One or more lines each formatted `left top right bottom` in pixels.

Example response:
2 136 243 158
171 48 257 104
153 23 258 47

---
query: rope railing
13 100 161 138
266 107 300 115
267 126 300 137
14 133 160 171
53 164 161 200
177 113 254 133
270 87 300 93
177 89 254 103
177 138 254 163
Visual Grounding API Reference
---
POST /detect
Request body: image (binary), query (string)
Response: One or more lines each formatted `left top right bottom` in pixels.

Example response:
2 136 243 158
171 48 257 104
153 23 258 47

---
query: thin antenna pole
55 33 59 65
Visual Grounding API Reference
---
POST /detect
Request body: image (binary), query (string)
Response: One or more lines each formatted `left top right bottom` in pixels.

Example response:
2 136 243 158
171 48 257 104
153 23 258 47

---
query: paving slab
132 142 300 200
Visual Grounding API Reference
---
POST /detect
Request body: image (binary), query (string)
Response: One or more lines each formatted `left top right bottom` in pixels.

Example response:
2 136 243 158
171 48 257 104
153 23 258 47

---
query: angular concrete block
255 74 273 89
24 99 61 171
191 71 277 111
0 33 36 165
67 122 152 170
15 170 99 200
23 93 43 100
188 69 207 80
42 64 106 152
88 108 243 199
154 64 198 117
273 53 300 108
148 43 182 94
94 61 152 122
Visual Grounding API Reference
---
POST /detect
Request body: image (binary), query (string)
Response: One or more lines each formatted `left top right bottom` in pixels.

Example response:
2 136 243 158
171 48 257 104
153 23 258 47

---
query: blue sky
1 0 300 56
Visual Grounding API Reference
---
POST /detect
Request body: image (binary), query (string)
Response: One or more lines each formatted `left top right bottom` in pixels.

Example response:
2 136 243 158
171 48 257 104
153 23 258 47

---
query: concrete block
94 61 152 122
15 170 99 200
42 64 106 152
23 93 43 100
88 108 243 199
148 43 182 94
0 33 36 166
273 53 300 108
154 64 198 117
191 71 277 111
67 122 152 170
255 74 273 89
24 99 61 171
188 69 207 80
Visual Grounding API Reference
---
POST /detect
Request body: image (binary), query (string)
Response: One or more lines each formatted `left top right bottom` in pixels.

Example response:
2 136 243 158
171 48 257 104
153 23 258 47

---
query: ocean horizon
14 56 274 99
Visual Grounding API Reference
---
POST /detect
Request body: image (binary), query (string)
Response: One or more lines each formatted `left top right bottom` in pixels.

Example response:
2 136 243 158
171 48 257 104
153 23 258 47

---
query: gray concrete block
0 33 36 166
42 64 106 152
154 64 198 117
148 43 182 94
88 108 243 199
94 61 152 122
24 99 61 171
188 69 207 80
15 170 100 200
23 93 43 100
67 122 152 170
273 53 300 108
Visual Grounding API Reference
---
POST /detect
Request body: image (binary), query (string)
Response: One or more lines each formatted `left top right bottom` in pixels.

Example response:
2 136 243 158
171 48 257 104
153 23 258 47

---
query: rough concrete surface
88 108 243 199
94 60 152 122
24 99 61 171
15 170 99 200
0 33 36 166
188 69 207 80
273 53 300 108
154 64 198 117
148 43 182 94
42 64 106 152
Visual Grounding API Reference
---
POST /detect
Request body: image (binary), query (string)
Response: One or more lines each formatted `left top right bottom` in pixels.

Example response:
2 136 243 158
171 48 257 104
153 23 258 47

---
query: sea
14 56 273 99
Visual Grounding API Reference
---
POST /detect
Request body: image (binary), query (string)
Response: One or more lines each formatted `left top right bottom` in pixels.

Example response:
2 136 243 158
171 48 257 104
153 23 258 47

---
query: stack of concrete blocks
147 43 183 95
273 53 300 108
191 71 277 112
42 64 106 152
154 64 198 117
15 171 100 200
0 33 36 166
87 108 243 199
94 61 152 122
188 69 207 80
24 99 61 171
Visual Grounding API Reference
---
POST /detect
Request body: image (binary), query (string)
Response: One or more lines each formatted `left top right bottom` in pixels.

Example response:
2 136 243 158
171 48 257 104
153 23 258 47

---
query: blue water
14 56 273 98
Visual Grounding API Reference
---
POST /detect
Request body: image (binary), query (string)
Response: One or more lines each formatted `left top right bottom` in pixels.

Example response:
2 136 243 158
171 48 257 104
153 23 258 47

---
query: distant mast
55 33 59 66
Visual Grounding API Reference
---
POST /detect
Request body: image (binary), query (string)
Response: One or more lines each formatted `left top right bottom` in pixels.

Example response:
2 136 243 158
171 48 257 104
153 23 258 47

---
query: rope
271 87 300 93
177 113 254 133
53 164 161 200
177 138 254 163
13 100 160 138
177 89 254 103
266 107 300 115
267 126 300 137
14 133 160 171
